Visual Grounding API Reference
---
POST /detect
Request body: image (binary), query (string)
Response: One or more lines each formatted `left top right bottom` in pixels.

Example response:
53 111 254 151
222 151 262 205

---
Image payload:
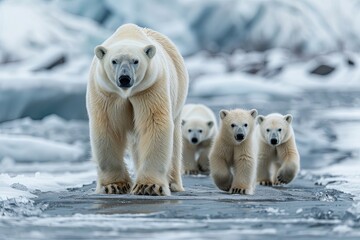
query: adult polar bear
87 24 189 196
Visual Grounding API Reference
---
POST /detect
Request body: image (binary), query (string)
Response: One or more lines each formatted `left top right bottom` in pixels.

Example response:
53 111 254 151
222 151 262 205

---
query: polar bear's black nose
235 134 244 141
271 138 278 145
119 75 132 88
191 138 198 144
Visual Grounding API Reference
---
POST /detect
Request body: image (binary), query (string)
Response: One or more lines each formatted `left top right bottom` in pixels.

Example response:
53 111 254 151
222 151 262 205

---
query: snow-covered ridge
0 0 107 64
2 0 360 65
57 0 360 55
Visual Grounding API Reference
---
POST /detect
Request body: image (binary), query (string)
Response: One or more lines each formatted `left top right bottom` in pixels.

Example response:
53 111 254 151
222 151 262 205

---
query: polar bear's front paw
259 180 273 186
104 182 131 194
131 183 169 196
229 186 253 195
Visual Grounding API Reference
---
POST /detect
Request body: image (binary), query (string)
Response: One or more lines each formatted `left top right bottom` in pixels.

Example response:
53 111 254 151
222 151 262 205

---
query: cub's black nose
271 138 278 145
119 75 132 88
191 138 198 144
235 134 244 141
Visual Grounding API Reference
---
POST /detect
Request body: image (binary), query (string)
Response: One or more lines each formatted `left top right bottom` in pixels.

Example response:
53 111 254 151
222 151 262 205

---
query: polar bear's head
219 109 258 144
182 118 214 145
94 41 156 97
256 113 293 146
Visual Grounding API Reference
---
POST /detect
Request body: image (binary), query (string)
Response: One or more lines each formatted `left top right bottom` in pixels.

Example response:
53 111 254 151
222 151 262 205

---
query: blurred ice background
1 0 360 237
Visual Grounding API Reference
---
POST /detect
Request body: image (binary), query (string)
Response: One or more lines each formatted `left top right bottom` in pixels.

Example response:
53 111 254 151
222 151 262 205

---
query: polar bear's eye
231 124 236 128
188 129 192 133
112 60 117 64
133 60 139 64
198 130 203 133
244 123 248 127
266 129 270 132
278 128 282 132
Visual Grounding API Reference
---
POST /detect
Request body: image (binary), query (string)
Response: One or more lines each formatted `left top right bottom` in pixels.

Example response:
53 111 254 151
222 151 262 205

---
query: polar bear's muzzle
269 132 280 146
234 126 246 143
115 62 134 88
118 75 133 88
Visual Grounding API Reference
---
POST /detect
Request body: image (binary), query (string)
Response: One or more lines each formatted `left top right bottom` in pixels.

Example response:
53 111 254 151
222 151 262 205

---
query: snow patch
313 120 360 201
0 185 36 201
333 224 353 234
263 207 287 216
0 170 96 194
0 134 85 163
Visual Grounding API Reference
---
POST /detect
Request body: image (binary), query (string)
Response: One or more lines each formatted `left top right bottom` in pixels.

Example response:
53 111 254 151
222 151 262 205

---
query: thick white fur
209 109 258 195
87 23 189 196
255 113 300 186
181 104 218 174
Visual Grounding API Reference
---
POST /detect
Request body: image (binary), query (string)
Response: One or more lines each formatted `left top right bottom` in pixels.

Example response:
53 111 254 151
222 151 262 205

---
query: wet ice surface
0 177 355 240
1 90 360 239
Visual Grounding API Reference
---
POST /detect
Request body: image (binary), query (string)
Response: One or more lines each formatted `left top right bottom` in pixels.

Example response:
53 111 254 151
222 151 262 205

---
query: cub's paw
229 187 253 195
104 182 131 194
276 174 292 184
259 180 273 186
131 183 170 196
184 169 200 175
197 156 210 173
197 165 210 175
276 169 296 184
272 180 284 186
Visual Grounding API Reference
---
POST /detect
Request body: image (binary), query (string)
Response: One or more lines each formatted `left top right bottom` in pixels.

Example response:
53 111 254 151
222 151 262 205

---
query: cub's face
182 119 214 145
94 42 156 97
219 109 258 144
256 114 293 146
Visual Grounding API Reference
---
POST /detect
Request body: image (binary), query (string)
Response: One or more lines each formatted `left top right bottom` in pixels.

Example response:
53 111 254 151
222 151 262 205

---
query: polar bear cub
87 23 188 196
209 108 258 195
256 113 300 186
181 104 218 174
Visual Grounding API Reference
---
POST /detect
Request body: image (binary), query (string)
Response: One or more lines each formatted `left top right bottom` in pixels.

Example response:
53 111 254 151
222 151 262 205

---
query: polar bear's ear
181 120 186 126
219 109 229 120
256 115 265 125
249 109 258 118
144 45 156 59
284 114 293 124
207 121 214 129
94 45 107 60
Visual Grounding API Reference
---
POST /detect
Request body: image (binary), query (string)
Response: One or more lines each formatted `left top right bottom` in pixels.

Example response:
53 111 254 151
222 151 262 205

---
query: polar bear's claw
276 175 289 185
259 180 273 186
104 182 131 194
229 187 252 195
132 183 167 196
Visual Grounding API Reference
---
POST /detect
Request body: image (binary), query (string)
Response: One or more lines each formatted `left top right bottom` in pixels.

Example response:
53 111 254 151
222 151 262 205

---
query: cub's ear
94 45 107 60
144 45 156 59
284 114 293 124
207 121 214 129
219 109 229 120
181 120 186 126
256 115 265 125
249 109 258 118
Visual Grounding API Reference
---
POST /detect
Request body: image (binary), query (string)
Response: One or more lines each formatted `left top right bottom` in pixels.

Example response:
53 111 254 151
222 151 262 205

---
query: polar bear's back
143 27 189 117
102 23 148 46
